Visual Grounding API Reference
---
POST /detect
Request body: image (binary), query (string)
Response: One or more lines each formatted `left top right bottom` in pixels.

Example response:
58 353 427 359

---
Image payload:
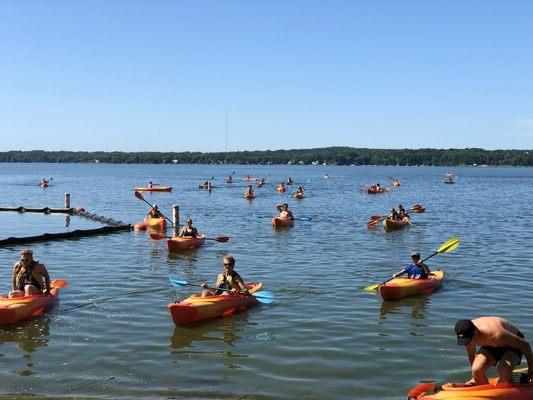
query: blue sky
0 1 532 151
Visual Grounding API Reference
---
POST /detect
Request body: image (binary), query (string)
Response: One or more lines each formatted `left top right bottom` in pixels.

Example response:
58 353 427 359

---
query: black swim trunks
480 331 524 365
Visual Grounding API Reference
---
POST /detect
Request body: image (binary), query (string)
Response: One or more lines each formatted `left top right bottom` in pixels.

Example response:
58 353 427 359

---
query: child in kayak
9 250 52 298
387 208 398 221
454 317 532 385
179 218 200 238
147 204 163 218
201 256 250 296
393 252 431 280
276 203 294 220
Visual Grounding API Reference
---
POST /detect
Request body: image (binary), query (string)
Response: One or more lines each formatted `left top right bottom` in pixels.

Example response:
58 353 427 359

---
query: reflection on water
0 316 51 354
379 295 431 319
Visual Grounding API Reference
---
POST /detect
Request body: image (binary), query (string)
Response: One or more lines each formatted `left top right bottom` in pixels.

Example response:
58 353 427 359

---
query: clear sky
0 1 532 151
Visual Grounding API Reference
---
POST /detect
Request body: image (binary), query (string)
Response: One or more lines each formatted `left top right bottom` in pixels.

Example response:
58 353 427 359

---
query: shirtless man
455 317 532 385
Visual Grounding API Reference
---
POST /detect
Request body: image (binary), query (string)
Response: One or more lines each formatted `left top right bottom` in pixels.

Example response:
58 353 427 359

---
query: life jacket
215 271 243 294
403 264 428 280
14 261 44 291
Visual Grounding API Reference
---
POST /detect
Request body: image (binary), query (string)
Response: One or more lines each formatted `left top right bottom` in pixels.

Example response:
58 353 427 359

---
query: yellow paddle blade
363 284 380 291
437 237 460 254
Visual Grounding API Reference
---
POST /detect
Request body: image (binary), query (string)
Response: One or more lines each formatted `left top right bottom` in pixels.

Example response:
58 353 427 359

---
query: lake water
0 163 531 399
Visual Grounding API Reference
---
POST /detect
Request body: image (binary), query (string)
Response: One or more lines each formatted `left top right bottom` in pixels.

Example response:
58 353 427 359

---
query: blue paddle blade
169 277 188 288
298 216 312 222
252 213 268 219
253 290 275 304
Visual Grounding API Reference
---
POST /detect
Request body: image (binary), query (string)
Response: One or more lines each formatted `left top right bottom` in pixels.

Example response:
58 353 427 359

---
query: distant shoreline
0 147 531 166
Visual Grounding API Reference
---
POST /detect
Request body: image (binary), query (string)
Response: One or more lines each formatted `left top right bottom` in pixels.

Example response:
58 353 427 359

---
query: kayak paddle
366 205 424 229
169 277 275 304
252 212 312 222
149 232 229 242
134 191 174 226
363 237 460 291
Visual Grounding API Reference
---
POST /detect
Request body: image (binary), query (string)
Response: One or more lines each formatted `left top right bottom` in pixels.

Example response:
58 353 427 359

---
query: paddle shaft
172 280 250 296
135 192 174 226
376 250 440 287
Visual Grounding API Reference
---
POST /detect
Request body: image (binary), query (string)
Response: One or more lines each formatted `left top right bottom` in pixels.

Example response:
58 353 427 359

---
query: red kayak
168 282 263 325
272 217 294 228
0 280 68 325
166 235 206 253
133 186 173 192
408 372 532 399
244 193 255 199
294 193 304 199
380 269 444 301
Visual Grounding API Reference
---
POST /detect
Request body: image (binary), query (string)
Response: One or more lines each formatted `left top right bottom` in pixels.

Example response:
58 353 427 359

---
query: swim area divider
0 203 131 247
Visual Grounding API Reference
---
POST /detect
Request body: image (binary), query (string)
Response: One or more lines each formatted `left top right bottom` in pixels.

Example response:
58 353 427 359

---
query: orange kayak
408 375 532 399
168 282 263 325
392 181 401 186
144 217 166 230
383 218 410 231
277 185 286 192
0 280 67 325
166 235 205 253
380 269 444 301
244 193 255 199
294 193 304 199
133 186 172 192
367 188 384 194
272 217 294 227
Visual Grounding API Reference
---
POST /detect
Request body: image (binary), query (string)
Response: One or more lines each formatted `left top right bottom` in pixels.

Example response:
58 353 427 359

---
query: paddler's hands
200 283 208 289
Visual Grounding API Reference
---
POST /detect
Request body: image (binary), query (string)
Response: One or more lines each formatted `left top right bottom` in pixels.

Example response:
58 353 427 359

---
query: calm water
0 163 531 399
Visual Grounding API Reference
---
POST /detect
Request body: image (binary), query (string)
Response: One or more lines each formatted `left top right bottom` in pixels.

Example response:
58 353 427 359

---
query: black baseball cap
455 319 476 345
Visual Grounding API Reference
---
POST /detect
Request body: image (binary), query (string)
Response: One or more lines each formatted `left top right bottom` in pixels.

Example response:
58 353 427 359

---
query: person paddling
245 185 254 196
397 204 409 221
227 175 233 183
276 203 294 220
454 317 532 385
41 178 49 187
286 177 293 185
392 251 431 280
147 204 163 219
295 185 304 196
179 218 200 238
201 256 250 297
148 180 154 188
9 250 52 298
387 208 398 221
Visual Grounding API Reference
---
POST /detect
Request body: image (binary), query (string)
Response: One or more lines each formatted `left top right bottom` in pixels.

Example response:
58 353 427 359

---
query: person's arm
276 204 283 212
178 227 185 238
421 262 431 276
234 275 250 295
192 227 199 238
11 264 18 290
500 332 533 384
466 343 476 366
41 265 52 293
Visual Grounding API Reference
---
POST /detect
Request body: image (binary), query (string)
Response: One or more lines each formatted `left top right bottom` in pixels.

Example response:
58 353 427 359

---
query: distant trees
0 148 531 166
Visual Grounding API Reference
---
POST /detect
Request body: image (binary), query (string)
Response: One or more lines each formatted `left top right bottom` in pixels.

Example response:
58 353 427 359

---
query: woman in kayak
387 208 398 221
276 203 294 220
245 185 254 196
397 205 409 221
179 218 200 238
201 256 250 296
147 204 163 218
9 250 52 298
392 252 431 280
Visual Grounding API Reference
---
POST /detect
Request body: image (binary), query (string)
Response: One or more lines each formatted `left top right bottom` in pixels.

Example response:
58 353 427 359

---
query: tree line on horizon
0 147 531 166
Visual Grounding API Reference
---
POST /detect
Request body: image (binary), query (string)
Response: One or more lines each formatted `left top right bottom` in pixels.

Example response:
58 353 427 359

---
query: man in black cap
455 316 532 385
